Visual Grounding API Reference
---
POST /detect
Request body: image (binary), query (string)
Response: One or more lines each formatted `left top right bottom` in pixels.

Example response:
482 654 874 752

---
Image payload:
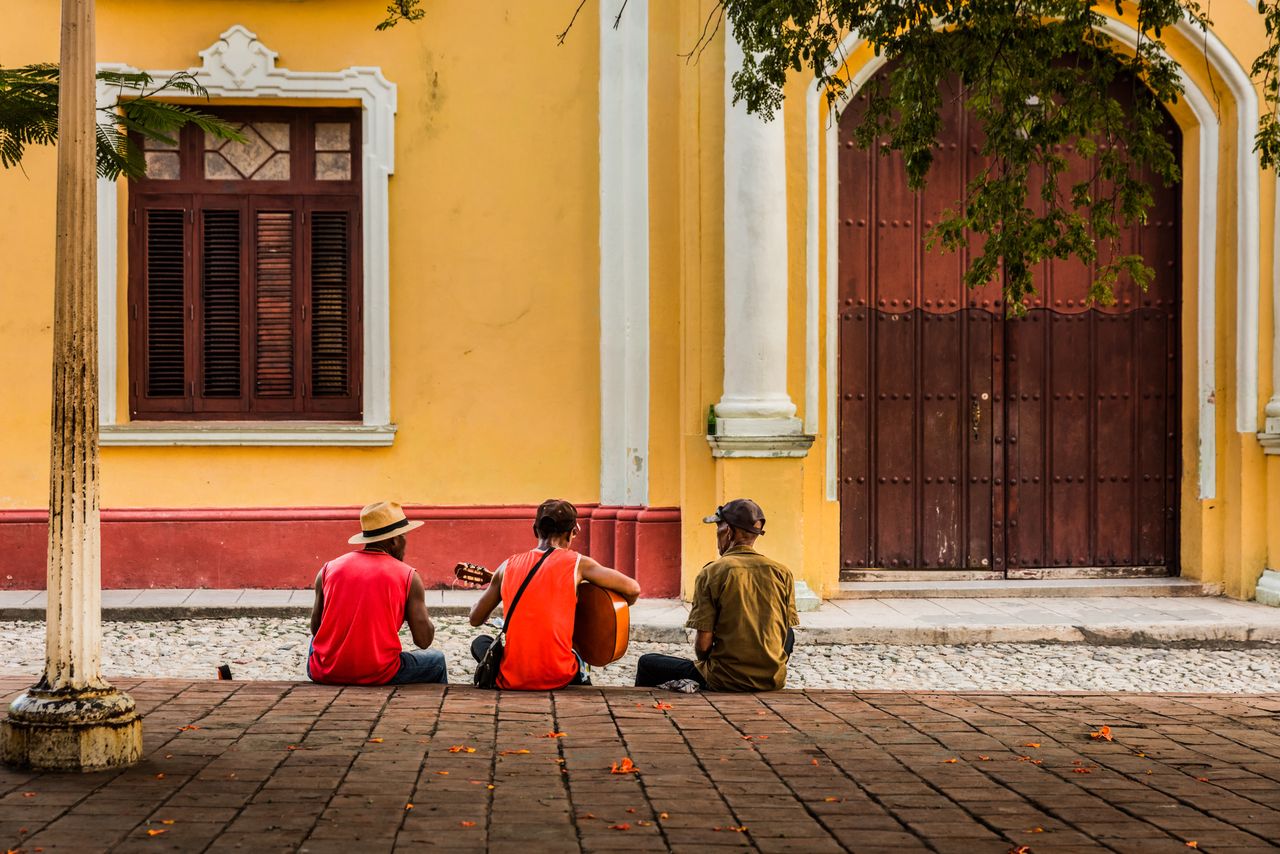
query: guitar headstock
454 562 493 586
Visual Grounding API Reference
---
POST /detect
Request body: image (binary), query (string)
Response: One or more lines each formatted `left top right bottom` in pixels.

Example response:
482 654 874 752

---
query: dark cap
534 498 578 537
703 498 766 535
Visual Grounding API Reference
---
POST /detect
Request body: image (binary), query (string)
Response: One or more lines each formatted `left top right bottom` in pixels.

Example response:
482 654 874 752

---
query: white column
1257 175 1280 605
599 0 649 505
2 0 142 771
711 25 811 457
1265 174 1280 442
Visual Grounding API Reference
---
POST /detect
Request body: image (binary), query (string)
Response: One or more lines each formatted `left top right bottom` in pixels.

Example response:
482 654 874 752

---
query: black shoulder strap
500 547 555 635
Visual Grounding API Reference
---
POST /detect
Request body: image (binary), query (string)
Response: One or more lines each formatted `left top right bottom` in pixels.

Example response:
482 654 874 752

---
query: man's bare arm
579 556 641 605
405 572 435 648
469 568 504 627
309 568 325 636
695 630 714 661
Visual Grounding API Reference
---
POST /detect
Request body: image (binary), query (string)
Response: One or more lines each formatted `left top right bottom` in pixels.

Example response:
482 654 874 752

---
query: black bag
473 547 555 689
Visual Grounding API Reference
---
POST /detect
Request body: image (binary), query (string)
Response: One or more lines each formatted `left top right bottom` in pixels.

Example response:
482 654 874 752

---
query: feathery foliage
0 63 241 180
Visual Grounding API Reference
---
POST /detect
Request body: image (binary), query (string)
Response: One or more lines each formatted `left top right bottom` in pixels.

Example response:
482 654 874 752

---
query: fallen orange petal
486 784 495 790
653 702 672 711
1073 768 1092 774
460 821 476 828
1090 725 1114 742
637 820 653 827
1023 742 1041 748
610 758 638 774
810 758 820 766
1186 843 1198 849
154 773 165 780
943 758 958 764
1196 777 1210 783
978 755 991 761
541 732 567 739
448 745 476 753
21 792 36 798
436 771 449 776
160 820 175 826
499 749 531 755
626 808 636 814
1009 847 1030 854
177 725 200 732
823 797 842 803
658 812 669 819
1029 826 1043 833
146 829 167 837
368 738 384 743
714 826 748 833
609 823 631 831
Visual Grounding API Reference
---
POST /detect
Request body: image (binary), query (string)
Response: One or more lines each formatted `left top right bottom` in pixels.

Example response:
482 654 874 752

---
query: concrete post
711 24 812 459
1 0 143 771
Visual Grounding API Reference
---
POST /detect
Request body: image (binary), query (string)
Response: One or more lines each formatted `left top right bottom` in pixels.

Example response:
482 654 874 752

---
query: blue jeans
387 649 449 685
307 642 448 685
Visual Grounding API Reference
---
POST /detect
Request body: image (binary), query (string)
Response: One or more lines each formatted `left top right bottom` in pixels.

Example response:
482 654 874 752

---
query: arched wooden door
838 73 1181 578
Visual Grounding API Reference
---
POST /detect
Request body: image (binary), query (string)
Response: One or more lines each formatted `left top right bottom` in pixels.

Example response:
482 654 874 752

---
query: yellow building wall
3 0 1278 599
0 1 604 510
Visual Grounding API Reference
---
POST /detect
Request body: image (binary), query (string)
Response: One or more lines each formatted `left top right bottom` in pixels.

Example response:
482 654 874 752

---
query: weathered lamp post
0 0 143 771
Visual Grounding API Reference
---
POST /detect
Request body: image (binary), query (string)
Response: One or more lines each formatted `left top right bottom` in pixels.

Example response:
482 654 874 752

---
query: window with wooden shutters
128 107 361 420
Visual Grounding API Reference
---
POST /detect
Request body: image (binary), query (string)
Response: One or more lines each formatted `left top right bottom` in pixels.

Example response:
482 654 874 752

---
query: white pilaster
598 0 650 505
1262 173 1280 454
712 25 812 458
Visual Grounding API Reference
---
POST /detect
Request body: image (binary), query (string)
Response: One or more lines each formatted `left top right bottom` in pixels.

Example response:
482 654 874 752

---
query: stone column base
2 686 142 772
1256 569 1280 607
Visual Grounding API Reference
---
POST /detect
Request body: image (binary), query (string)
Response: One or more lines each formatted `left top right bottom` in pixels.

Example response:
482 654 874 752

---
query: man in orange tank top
468 499 640 690
307 501 448 685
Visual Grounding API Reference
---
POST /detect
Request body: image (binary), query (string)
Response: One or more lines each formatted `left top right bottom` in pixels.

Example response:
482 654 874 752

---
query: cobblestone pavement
4 618 1280 692
3 678 1280 853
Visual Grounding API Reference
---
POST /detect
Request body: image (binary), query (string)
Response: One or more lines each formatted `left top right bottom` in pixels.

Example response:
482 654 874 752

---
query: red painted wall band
0 505 682 594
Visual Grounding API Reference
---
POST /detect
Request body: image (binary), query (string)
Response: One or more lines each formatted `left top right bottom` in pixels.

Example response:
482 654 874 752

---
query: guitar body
455 561 630 667
573 582 630 667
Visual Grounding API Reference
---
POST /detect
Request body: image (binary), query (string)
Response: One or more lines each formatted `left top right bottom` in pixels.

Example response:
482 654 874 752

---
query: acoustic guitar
454 561 630 667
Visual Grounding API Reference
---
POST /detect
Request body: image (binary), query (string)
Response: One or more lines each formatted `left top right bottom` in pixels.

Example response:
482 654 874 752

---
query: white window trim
96 24 397 447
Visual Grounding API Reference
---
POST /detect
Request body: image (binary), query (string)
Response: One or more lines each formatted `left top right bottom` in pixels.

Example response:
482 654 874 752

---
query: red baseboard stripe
0 505 682 597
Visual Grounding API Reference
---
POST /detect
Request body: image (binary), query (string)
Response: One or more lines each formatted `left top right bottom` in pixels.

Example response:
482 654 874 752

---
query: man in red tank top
307 501 448 685
468 499 640 690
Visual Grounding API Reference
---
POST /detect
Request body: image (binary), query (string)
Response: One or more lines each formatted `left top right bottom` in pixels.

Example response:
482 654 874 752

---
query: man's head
349 501 421 560
534 498 579 543
703 498 766 555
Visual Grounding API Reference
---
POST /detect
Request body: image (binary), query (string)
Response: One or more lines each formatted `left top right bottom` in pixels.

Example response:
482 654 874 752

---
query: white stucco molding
599 1 650 505
1257 569 1280 606
812 18 1231 501
100 422 397 447
1263 173 1280 449
95 24 396 444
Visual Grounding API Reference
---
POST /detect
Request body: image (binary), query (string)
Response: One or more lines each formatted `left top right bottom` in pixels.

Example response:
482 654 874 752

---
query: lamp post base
2 686 142 772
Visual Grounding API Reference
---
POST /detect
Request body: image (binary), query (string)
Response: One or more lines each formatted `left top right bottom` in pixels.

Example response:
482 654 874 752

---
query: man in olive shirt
635 499 799 691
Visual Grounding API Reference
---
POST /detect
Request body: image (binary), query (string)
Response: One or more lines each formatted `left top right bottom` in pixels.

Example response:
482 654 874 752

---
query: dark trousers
470 634 590 687
635 628 795 689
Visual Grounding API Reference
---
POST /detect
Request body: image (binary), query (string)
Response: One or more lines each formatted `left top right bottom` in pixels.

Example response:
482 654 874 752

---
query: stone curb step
3 604 1280 647
834 579 1223 599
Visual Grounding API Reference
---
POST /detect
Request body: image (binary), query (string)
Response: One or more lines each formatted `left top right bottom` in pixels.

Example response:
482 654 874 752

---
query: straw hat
348 501 424 545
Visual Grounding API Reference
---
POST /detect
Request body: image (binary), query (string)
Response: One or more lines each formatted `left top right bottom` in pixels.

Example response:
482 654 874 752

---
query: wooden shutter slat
201 209 241 398
254 210 295 397
145 208 186 398
310 211 351 398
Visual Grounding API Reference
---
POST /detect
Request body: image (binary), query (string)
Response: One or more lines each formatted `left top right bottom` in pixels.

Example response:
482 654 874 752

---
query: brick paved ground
2 678 1279 853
